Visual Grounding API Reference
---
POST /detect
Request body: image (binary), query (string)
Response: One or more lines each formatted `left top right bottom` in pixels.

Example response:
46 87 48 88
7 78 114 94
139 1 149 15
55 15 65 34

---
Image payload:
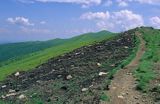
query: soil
101 32 153 104
0 31 136 104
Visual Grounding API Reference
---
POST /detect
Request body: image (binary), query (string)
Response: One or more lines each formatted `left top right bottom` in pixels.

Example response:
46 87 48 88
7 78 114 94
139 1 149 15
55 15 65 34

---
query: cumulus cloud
150 16 160 28
80 11 110 20
117 0 128 7
80 10 144 31
7 17 34 26
112 10 143 30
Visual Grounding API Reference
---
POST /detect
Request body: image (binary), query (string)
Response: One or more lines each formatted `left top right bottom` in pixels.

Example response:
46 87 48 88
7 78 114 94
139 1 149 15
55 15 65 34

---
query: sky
0 0 160 43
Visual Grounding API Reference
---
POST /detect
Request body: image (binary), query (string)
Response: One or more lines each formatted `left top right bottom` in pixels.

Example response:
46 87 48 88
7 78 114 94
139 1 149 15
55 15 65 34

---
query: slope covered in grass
134 27 160 92
0 39 67 64
0 30 115 81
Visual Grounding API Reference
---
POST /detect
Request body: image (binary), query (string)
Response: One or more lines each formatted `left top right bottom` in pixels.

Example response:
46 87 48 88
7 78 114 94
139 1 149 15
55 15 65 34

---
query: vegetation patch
134 27 160 93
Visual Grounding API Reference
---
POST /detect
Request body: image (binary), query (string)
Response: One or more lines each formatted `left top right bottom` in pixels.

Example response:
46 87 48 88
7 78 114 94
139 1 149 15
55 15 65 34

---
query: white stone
66 75 72 80
124 46 129 49
89 85 93 88
97 63 101 67
1 95 6 99
6 93 17 97
9 89 16 93
110 64 115 67
81 88 88 92
1 85 6 88
118 95 124 99
18 94 26 100
15 72 20 77
99 72 108 76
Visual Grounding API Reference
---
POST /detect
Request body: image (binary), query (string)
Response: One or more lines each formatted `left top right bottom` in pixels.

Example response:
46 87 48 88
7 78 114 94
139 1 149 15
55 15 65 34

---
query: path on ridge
101 32 153 104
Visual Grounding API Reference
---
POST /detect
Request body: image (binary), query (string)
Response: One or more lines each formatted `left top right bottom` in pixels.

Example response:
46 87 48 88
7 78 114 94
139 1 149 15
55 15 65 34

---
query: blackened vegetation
0 32 136 104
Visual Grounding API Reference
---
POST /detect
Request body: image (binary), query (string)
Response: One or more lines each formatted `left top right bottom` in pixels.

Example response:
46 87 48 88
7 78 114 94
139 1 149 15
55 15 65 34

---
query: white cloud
112 10 143 30
80 11 110 20
18 0 102 7
150 16 160 28
17 0 34 3
117 0 128 7
96 21 114 30
134 0 160 5
80 10 144 32
7 17 34 26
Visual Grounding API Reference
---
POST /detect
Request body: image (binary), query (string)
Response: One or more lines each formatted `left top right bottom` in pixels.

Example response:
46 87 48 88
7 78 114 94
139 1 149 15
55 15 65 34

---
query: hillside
0 39 67 64
0 27 159 104
0 29 137 104
0 30 112 65
0 30 114 80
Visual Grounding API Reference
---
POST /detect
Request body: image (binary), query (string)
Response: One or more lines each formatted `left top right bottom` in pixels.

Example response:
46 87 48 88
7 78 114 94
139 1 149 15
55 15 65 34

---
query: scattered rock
99 72 108 76
75 52 80 55
15 72 20 77
118 95 124 99
134 96 139 99
71 65 74 67
127 72 132 75
1 95 6 99
66 75 72 80
18 94 26 100
89 85 93 88
52 69 56 72
124 46 129 49
6 93 17 97
82 88 88 92
110 64 115 67
97 63 101 67
57 75 62 78
1 85 6 88
36 80 42 83
9 89 16 93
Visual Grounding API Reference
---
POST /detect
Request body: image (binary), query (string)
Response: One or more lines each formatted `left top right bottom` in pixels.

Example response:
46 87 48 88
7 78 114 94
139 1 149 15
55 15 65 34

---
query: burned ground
0 32 137 104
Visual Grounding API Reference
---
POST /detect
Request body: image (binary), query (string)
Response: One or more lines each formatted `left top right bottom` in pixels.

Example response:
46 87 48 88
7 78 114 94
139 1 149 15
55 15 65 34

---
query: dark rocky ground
0 31 137 104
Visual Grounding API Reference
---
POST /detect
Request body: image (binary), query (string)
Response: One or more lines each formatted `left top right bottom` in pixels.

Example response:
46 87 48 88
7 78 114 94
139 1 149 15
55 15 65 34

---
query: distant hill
0 39 67 63
0 30 115 80
0 30 112 64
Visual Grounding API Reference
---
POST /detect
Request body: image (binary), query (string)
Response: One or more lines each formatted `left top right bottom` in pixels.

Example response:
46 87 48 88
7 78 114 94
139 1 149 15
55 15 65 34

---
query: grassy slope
0 38 68 64
134 27 160 92
0 31 115 81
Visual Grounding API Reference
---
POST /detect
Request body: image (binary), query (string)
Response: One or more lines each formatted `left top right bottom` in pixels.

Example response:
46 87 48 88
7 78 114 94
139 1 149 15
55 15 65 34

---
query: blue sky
0 0 160 43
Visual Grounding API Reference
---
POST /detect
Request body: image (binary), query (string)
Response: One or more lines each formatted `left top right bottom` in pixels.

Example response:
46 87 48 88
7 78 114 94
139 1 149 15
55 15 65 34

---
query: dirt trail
101 32 152 104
